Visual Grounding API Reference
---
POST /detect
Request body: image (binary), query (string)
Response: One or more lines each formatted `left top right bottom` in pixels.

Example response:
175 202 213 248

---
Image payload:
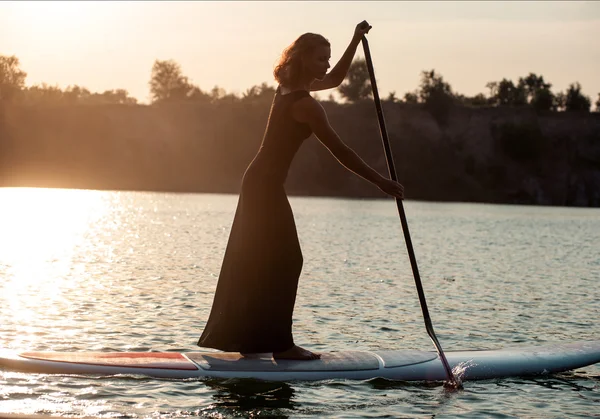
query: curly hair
273 33 330 87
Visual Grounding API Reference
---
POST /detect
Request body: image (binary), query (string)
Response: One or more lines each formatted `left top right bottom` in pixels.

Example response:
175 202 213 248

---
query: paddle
360 34 461 389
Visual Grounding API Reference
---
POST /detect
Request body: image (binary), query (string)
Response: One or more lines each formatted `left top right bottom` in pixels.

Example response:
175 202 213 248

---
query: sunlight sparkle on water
0 188 112 340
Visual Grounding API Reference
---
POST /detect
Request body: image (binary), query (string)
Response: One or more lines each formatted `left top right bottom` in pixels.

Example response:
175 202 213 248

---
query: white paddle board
1 340 598 382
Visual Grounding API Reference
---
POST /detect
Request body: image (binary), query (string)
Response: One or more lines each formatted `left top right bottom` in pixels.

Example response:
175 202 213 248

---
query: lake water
0 188 598 418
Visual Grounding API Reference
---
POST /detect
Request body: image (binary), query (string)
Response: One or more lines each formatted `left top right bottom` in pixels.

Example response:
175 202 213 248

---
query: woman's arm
292 96 404 199
310 21 372 92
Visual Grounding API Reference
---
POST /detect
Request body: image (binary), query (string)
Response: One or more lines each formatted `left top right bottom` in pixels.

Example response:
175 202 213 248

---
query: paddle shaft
360 36 458 386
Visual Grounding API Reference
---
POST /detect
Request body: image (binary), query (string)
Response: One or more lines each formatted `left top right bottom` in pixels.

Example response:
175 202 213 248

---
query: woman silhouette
198 21 404 360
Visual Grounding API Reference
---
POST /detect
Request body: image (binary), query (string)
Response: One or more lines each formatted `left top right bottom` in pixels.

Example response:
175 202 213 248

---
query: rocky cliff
1 100 599 207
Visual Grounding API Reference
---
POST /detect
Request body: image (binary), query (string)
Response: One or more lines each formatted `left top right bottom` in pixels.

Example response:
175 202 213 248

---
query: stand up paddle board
1 341 598 382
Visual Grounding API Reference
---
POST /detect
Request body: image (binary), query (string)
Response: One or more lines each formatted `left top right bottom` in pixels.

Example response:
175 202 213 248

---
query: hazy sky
1 1 599 103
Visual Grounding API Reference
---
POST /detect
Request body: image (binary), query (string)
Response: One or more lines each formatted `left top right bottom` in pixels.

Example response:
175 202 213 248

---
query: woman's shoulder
278 85 311 98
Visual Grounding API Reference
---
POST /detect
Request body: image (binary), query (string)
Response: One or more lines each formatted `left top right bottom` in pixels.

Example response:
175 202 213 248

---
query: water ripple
0 190 598 417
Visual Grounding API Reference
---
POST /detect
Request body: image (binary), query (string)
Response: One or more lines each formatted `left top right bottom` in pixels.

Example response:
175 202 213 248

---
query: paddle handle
360 35 459 387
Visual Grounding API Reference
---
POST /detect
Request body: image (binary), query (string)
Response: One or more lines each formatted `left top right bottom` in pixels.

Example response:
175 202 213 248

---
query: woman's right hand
377 178 404 199
353 20 372 40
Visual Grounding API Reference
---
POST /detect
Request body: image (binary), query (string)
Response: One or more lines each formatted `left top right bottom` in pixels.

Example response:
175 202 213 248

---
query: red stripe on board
20 352 198 370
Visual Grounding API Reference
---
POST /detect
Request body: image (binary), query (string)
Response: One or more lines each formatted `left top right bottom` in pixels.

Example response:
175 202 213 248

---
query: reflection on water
0 187 111 264
0 188 599 418
0 188 115 350
203 378 297 417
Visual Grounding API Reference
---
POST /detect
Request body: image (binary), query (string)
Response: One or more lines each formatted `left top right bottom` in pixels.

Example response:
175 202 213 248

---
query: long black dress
198 87 313 353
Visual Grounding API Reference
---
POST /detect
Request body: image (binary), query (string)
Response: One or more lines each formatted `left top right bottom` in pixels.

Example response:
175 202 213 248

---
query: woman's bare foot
273 345 321 360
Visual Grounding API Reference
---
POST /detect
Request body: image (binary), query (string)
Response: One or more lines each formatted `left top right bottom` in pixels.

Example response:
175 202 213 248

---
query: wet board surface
1 340 599 382
186 350 436 372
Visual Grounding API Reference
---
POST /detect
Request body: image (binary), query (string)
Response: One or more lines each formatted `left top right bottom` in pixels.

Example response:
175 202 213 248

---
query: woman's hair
274 33 330 87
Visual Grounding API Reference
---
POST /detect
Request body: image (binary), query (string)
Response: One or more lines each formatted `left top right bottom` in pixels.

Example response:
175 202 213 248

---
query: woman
198 21 404 360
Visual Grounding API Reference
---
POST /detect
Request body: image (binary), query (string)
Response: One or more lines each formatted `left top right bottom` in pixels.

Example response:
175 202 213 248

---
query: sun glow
4 1 112 48
8 1 100 27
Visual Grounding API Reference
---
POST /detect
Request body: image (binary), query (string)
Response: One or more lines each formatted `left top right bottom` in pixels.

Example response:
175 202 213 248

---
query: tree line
0 55 137 105
338 59 598 113
1 54 599 113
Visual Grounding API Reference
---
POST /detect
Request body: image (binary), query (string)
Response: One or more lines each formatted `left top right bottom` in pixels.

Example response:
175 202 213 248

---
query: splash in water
453 359 477 382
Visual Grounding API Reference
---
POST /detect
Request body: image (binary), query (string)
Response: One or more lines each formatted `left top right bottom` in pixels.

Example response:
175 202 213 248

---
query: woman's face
304 45 331 80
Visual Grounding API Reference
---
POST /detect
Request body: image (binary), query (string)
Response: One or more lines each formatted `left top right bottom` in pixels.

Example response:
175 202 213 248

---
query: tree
595 93 600 112
98 89 137 105
553 92 566 111
19 83 137 105
487 73 555 110
149 59 204 103
402 91 418 104
457 93 489 107
337 58 371 102
531 88 555 112
488 78 527 106
519 73 554 111
63 85 92 104
417 70 454 124
564 82 591 112
485 81 498 98
209 85 239 104
519 73 547 101
186 86 210 102
22 83 64 104
418 70 452 103
0 55 27 102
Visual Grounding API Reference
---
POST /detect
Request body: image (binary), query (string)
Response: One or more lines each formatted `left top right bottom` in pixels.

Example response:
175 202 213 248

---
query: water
0 188 598 418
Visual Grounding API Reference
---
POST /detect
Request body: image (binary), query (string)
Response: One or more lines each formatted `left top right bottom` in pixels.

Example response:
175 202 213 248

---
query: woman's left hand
377 178 404 200
353 20 372 40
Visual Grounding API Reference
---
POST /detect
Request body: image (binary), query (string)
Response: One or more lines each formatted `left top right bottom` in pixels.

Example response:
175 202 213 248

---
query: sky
1 1 599 104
